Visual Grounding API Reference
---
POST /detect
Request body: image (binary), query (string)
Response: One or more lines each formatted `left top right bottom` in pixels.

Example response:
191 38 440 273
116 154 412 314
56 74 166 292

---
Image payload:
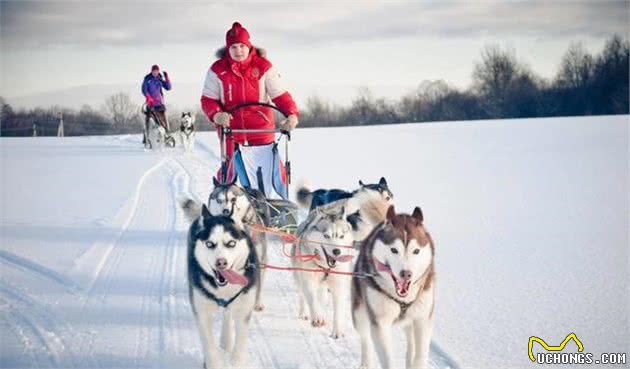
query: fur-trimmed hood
215 46 267 59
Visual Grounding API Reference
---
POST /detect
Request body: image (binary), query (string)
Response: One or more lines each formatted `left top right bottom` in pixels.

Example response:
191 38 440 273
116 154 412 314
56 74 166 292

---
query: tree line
1 35 628 136
299 35 629 127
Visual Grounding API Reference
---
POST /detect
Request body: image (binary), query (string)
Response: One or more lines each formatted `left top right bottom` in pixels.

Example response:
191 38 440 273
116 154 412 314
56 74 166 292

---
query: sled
219 102 299 234
143 104 176 149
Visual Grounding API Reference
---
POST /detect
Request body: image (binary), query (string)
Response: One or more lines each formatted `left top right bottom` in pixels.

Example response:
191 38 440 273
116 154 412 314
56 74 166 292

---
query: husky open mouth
391 274 411 297
213 269 228 287
374 258 411 297
322 248 337 268
213 267 249 287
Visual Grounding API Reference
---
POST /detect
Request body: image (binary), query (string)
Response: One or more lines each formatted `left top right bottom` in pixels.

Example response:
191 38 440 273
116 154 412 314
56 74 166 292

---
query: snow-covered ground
1 115 628 369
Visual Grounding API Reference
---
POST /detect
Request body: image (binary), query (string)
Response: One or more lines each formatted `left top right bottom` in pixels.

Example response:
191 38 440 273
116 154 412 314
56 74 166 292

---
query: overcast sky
1 1 628 107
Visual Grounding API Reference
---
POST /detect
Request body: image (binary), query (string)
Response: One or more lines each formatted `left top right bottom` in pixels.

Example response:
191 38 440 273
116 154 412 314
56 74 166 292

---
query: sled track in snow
0 249 82 293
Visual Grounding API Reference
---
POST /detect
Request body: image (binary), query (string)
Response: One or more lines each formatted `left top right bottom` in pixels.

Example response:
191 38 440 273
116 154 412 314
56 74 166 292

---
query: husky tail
295 183 313 209
179 197 202 223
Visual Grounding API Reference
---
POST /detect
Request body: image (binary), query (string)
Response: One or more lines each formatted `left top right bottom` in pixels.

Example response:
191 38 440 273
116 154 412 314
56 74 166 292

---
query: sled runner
142 103 176 149
218 102 299 234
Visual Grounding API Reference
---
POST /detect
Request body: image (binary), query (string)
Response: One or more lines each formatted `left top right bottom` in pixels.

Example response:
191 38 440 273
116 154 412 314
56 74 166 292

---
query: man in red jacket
201 22 299 197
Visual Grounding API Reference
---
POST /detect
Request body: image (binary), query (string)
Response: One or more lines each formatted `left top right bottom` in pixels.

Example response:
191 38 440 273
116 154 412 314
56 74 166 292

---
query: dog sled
218 102 299 234
142 103 177 149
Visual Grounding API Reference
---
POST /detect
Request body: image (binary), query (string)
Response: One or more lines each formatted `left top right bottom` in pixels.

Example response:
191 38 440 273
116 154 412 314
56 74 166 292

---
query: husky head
369 205 434 298
180 112 195 128
356 177 394 206
189 204 256 288
208 177 252 226
304 206 355 269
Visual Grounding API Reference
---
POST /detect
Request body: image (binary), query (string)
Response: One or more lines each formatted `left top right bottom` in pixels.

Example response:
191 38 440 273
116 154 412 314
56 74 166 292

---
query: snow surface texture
1 115 628 369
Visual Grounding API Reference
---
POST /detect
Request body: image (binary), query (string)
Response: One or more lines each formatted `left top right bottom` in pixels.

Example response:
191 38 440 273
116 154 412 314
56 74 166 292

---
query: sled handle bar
219 102 293 192
226 102 287 118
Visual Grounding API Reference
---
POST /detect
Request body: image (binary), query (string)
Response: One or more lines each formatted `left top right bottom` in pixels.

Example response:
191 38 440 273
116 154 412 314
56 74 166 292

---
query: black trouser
143 105 169 143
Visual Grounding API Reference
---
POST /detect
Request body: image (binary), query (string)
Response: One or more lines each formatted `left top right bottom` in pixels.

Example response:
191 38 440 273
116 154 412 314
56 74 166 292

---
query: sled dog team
181 177 436 369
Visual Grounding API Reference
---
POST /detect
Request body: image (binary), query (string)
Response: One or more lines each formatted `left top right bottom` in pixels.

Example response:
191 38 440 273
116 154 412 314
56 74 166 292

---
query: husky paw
254 303 265 312
298 313 309 321
311 317 326 327
203 358 223 369
231 351 250 367
330 329 345 339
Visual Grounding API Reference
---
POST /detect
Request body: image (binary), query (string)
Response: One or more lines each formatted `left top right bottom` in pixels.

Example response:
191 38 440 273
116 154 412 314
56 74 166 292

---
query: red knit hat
225 22 251 48
151 64 160 71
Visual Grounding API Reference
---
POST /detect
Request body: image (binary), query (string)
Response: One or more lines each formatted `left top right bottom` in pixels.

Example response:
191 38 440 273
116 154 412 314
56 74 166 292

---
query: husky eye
390 247 398 254
230 197 237 204
323 234 331 239
225 240 236 248
205 241 216 249
385 196 391 201
413 249 420 255
216 198 223 204
339 234 344 239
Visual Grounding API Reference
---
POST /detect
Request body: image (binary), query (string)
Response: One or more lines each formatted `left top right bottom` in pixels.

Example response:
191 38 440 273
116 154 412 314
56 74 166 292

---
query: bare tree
556 42 594 89
104 92 139 127
473 45 521 97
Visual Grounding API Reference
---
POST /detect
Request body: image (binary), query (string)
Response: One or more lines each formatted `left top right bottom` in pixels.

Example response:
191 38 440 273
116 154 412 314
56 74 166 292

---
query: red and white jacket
201 47 299 152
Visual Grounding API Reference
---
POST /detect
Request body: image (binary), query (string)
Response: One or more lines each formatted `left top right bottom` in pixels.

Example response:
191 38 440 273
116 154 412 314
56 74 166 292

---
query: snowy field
1 115 628 369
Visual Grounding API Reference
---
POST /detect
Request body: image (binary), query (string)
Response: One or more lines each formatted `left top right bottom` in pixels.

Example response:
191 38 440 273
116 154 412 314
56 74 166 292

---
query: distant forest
1 35 628 137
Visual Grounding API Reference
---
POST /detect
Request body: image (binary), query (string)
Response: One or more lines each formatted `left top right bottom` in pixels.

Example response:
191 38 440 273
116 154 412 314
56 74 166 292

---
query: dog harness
180 124 195 138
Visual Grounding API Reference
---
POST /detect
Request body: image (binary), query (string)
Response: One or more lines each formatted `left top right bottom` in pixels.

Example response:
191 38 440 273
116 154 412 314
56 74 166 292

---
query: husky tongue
334 255 354 263
218 270 249 286
374 258 391 273
396 279 410 295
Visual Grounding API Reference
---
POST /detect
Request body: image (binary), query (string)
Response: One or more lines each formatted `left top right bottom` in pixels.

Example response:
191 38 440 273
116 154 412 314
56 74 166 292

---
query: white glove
279 114 298 131
213 112 232 127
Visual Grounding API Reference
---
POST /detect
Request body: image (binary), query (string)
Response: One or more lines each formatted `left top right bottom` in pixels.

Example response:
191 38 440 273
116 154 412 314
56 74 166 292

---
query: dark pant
143 105 169 144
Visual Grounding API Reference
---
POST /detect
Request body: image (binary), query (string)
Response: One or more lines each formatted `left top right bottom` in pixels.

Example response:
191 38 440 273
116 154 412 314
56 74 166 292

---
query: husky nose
215 258 228 270
222 208 230 215
400 270 412 281
332 248 341 256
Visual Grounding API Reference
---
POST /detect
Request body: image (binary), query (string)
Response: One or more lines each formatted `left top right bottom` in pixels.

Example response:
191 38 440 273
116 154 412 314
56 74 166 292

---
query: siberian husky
180 176 270 311
296 177 393 211
352 205 435 369
179 112 196 152
183 204 259 369
292 205 356 338
298 178 393 244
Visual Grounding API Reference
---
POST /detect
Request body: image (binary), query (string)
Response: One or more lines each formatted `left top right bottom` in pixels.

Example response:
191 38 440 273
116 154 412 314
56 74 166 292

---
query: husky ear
229 174 238 186
181 112 185 117
412 206 423 222
201 204 212 220
386 205 396 221
213 176 220 187
379 177 387 186
359 180 365 187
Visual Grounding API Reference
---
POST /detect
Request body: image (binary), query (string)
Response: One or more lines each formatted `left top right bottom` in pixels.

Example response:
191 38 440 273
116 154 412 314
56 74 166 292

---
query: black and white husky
292 205 356 338
181 176 270 311
183 204 259 369
179 112 196 152
296 177 393 211
297 178 394 243
352 205 435 369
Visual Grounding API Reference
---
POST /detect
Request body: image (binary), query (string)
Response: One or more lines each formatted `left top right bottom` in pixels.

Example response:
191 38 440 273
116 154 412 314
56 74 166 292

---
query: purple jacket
141 73 171 106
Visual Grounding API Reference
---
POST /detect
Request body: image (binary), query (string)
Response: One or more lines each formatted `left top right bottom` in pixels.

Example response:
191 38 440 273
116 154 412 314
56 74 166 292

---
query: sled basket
218 102 298 234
